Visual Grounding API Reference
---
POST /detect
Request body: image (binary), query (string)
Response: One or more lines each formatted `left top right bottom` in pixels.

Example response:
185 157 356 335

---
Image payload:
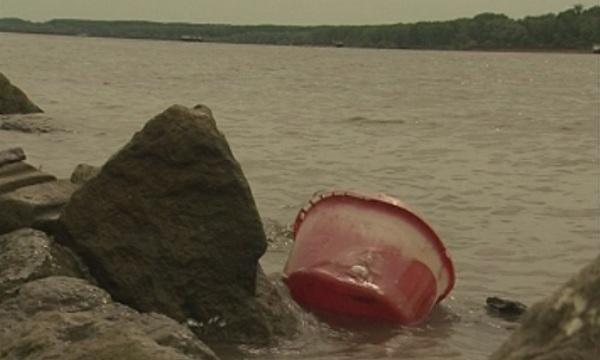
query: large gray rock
0 276 218 360
0 161 56 195
0 180 78 235
0 73 43 114
490 255 600 360
60 104 298 344
0 228 87 300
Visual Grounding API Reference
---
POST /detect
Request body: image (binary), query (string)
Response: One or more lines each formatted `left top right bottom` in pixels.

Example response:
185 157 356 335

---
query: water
1 32 599 359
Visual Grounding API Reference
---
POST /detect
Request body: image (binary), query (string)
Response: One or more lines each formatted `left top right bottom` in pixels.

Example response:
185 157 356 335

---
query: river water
1 32 599 359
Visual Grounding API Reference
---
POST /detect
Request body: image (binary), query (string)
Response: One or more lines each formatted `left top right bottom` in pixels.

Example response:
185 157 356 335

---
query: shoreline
0 30 596 55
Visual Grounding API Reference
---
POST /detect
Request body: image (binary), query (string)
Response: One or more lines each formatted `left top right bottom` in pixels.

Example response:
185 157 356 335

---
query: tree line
0 5 598 51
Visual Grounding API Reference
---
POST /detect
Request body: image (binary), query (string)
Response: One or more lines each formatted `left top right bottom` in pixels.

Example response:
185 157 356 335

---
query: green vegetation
0 5 598 51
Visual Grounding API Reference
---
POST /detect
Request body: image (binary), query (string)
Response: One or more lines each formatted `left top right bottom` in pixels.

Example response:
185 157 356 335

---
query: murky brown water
1 32 599 359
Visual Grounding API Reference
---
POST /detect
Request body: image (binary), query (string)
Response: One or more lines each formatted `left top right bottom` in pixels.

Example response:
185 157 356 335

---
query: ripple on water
1 33 598 359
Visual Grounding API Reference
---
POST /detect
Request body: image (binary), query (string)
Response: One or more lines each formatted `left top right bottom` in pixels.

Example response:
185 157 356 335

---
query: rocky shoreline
0 99 301 359
1 73 598 359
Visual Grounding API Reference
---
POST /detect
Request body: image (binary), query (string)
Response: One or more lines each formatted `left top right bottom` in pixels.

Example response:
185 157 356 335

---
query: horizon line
1 5 593 28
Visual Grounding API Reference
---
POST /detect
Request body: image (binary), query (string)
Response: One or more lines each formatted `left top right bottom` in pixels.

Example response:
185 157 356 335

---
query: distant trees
0 5 598 51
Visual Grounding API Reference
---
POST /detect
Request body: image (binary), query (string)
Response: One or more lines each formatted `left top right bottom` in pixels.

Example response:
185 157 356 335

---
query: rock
0 180 78 235
490 255 600 360
0 73 43 114
486 296 527 321
0 147 25 167
0 114 61 133
0 228 87 300
0 276 219 360
0 160 56 195
60 104 298 344
70 163 100 185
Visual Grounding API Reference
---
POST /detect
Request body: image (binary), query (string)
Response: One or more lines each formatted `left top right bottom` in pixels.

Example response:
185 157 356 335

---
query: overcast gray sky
1 0 597 25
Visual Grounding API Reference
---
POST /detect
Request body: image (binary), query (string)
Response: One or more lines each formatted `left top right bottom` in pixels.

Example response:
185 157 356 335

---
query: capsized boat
283 191 455 325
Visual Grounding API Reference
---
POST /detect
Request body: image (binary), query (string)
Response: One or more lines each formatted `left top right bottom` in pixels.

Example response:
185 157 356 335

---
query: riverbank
0 30 595 55
1 5 598 54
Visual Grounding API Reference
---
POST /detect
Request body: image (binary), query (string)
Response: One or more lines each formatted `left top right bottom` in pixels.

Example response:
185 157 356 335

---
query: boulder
490 255 600 360
60 104 299 344
0 276 218 360
0 160 56 195
0 180 78 235
0 147 25 167
0 228 87 300
0 73 43 114
70 163 101 185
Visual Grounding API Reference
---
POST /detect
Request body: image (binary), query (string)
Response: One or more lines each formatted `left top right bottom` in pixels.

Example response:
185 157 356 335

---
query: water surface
1 32 598 359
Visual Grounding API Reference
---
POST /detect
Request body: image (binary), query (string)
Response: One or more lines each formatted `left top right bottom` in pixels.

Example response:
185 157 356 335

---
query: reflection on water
0 32 598 359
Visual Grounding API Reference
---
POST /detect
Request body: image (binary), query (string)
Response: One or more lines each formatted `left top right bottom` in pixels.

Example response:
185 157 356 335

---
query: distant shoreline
1 6 598 54
1 30 593 55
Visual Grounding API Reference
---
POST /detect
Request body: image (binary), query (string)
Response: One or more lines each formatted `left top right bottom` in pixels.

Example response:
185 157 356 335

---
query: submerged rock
0 276 219 360
60 104 298 344
0 73 43 114
0 228 86 300
0 180 78 235
490 255 600 360
0 114 61 133
486 296 527 321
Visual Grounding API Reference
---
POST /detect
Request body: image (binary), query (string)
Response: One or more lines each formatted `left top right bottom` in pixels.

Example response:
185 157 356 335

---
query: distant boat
334 41 344 48
593 45 600 54
180 35 203 43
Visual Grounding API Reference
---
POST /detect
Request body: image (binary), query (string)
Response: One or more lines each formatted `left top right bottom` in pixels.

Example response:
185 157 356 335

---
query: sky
1 0 598 25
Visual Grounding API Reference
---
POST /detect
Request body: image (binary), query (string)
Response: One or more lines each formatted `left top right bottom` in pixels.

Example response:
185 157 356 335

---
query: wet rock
0 114 60 133
0 180 78 235
486 296 527 321
490 255 600 360
0 73 43 114
70 163 100 185
60 104 299 344
0 228 86 300
0 160 56 195
0 147 25 167
0 276 219 360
